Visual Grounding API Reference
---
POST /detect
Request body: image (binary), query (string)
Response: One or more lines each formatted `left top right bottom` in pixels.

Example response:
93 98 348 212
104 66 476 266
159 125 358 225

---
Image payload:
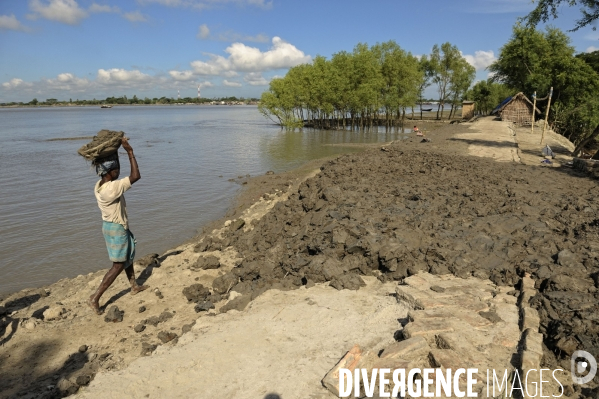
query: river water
0 105 412 295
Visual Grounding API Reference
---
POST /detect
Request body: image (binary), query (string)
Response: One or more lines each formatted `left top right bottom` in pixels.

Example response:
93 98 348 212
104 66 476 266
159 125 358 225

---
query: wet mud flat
197 134 598 390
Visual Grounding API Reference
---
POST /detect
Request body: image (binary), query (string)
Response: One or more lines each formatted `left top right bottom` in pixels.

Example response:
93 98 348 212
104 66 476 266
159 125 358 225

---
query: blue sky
1 0 598 102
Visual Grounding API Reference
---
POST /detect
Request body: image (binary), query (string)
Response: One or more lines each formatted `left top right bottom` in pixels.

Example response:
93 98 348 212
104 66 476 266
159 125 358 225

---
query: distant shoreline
0 103 259 109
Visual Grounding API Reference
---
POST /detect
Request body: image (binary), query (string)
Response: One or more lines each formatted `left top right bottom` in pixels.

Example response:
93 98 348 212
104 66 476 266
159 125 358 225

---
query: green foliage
430 43 476 119
490 24 599 149
417 55 435 110
576 50 599 73
525 0 599 31
259 40 470 128
467 80 512 115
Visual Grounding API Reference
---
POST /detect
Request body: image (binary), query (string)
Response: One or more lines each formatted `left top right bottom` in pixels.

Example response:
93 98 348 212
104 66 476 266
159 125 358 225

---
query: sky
1 0 598 103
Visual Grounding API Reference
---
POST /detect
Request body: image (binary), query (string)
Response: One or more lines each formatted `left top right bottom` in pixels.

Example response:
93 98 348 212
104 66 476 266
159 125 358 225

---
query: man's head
94 153 120 179
106 168 120 180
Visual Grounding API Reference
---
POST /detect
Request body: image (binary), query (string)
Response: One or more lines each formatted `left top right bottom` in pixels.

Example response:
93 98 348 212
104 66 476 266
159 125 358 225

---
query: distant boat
100 105 113 108
420 106 433 112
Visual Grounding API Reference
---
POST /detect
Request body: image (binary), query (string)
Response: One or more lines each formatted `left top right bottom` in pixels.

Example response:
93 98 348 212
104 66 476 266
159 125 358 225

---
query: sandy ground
78 278 403 399
2 117 598 399
454 117 521 162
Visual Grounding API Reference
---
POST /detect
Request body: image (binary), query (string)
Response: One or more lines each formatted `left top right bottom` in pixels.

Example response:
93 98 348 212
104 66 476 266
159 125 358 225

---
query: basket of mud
77 130 125 161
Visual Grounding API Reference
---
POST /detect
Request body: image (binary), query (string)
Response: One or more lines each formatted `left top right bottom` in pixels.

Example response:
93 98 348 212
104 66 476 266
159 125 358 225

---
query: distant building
491 92 540 126
46 98 58 104
462 101 475 120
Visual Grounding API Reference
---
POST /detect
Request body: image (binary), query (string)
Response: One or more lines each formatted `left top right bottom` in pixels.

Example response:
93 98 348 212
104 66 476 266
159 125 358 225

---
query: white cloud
2 78 33 89
197 24 210 39
587 46 599 53
89 3 121 13
223 79 242 87
97 68 154 86
189 36 310 77
169 70 196 81
123 10 148 22
462 50 496 70
0 65 249 101
44 73 91 92
28 0 88 25
244 72 268 86
0 14 31 31
227 37 311 71
191 57 230 75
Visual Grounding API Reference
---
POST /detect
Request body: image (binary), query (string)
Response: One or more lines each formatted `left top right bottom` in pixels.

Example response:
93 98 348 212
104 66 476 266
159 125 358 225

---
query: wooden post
540 87 553 145
530 91 537 134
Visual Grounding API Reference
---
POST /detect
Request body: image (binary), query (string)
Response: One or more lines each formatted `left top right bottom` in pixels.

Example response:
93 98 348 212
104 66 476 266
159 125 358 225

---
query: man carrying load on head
88 138 148 315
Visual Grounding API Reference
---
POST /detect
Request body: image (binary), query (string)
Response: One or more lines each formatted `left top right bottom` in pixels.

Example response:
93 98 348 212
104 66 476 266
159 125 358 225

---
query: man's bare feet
131 285 149 295
87 296 103 315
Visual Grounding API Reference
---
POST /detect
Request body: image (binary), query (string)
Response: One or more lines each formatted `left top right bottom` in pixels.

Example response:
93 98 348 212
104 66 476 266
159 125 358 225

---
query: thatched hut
462 101 475 119
491 92 540 125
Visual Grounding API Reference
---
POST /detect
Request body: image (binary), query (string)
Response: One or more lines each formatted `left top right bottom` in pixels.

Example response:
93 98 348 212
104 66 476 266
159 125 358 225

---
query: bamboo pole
540 87 553 145
531 91 536 134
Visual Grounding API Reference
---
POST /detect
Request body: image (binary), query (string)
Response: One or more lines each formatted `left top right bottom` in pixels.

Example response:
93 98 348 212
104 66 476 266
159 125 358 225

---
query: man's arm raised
121 138 140 184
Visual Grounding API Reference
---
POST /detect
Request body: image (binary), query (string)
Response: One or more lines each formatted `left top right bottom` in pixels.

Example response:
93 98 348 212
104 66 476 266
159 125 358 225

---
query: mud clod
140 342 157 356
192 255 220 270
182 283 211 302
219 295 251 313
75 375 92 386
104 306 124 323
194 301 215 312
157 331 177 343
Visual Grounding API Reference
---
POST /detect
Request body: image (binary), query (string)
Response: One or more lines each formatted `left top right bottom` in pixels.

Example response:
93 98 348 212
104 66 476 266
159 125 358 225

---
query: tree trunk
573 124 599 157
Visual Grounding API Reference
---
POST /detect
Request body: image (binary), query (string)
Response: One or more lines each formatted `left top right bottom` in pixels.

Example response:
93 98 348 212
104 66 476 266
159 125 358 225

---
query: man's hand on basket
121 137 133 153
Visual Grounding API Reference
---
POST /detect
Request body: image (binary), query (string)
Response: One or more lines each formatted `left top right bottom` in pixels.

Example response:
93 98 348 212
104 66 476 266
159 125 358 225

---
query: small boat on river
100 105 113 109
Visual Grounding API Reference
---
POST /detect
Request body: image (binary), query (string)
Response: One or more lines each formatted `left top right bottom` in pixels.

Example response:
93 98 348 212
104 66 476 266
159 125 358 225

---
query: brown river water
0 105 413 295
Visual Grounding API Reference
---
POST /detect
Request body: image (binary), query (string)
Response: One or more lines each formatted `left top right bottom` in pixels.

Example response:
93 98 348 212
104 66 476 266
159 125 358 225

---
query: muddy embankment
196 137 599 385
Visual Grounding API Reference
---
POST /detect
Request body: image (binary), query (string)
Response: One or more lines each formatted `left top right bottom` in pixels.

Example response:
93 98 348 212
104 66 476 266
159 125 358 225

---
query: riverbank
1 118 598 398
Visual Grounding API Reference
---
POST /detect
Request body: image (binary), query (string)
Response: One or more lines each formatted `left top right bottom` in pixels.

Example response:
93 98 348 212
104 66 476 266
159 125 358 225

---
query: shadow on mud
0 338 93 398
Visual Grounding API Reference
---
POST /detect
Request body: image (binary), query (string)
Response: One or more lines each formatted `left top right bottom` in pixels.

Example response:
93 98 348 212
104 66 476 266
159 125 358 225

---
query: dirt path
454 117 520 162
78 278 403 399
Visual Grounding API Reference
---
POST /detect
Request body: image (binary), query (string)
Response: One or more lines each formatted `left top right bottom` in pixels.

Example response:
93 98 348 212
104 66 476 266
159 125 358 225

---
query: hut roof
491 92 541 115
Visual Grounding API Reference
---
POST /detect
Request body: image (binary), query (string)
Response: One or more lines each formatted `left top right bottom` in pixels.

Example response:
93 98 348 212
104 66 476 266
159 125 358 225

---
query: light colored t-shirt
94 177 132 229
